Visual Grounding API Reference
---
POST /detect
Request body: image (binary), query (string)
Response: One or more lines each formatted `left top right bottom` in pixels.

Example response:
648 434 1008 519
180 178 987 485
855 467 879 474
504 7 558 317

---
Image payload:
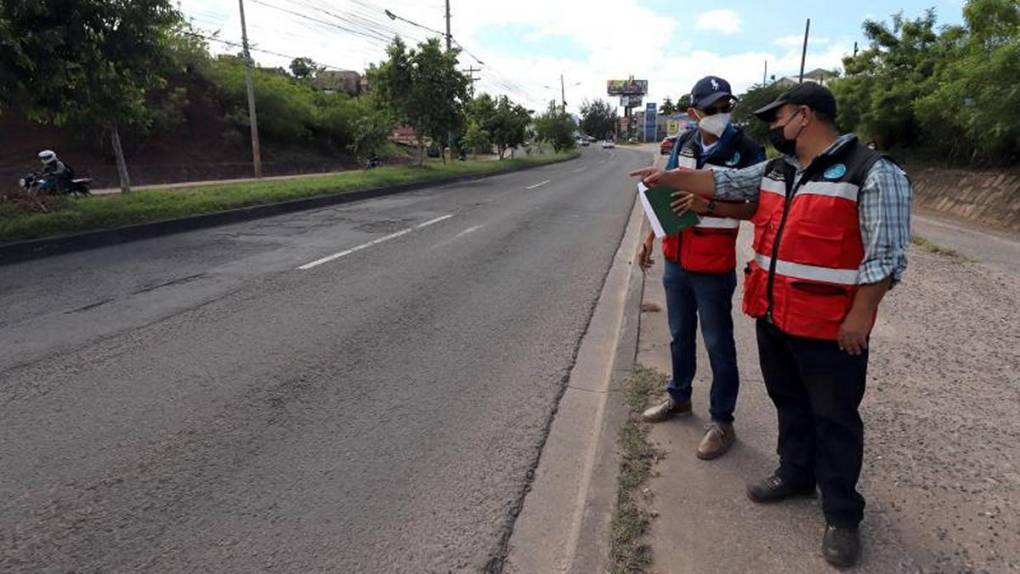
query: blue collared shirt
711 134 912 285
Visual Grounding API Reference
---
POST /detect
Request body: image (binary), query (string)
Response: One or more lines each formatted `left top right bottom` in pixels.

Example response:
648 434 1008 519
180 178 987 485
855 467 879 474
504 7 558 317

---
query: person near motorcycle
38 150 74 191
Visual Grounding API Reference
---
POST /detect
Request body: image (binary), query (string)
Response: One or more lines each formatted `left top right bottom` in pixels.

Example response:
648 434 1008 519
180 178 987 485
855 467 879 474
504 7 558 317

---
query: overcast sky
179 0 966 114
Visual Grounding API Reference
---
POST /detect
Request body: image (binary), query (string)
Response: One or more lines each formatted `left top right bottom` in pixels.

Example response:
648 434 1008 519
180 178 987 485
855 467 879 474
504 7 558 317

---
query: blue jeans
662 259 740 423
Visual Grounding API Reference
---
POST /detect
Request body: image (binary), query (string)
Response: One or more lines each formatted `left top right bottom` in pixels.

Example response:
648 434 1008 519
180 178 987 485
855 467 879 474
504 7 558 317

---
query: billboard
620 95 643 108
607 78 648 96
644 103 657 141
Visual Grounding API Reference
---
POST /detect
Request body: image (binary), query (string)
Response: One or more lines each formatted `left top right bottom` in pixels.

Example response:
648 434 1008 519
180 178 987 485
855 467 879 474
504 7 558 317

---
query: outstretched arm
628 166 717 197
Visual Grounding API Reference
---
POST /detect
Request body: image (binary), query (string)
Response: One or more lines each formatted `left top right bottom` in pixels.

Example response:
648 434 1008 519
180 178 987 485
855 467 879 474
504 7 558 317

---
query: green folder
637 182 700 237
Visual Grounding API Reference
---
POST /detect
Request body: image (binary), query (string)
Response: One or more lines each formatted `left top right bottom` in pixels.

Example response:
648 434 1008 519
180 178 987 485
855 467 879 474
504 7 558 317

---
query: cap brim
752 99 786 122
694 91 734 109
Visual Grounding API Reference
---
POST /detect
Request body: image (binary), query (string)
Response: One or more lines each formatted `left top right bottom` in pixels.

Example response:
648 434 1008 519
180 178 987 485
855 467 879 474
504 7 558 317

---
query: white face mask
697 112 731 138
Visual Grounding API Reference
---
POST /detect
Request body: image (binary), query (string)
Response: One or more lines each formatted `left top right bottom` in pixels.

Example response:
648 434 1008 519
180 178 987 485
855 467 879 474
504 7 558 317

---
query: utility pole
238 0 262 178
463 66 481 96
763 59 768 86
445 0 453 158
445 0 452 51
798 18 810 84
560 74 566 112
853 41 859 57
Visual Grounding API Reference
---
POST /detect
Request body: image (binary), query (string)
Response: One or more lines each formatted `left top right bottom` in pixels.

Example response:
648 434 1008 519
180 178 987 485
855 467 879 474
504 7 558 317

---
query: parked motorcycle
18 172 92 196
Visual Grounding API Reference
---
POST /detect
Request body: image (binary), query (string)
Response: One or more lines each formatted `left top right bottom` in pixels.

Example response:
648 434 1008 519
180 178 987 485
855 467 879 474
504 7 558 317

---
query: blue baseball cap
691 76 736 110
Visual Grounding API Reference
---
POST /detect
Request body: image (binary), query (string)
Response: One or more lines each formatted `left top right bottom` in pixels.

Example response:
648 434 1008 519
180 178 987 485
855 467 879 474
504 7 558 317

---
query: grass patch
609 365 666 574
911 235 967 260
0 151 578 244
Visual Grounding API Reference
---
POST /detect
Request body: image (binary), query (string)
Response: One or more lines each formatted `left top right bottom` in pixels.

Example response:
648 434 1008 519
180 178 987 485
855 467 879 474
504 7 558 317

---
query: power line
188 31 351 71
247 0 394 45
279 0 419 44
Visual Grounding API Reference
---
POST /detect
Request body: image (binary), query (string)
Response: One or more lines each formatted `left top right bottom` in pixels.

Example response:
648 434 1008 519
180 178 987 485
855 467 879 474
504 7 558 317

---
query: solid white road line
298 214 453 270
526 179 551 190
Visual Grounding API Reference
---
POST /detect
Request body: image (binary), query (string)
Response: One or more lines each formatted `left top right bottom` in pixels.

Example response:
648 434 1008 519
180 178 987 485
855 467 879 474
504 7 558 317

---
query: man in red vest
637 76 765 461
630 83 912 567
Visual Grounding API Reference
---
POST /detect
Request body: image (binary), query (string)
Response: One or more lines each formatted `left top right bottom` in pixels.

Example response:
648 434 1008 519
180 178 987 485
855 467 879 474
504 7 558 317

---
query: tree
290 57 322 80
677 94 693 111
369 36 470 165
660 97 676 115
579 98 618 140
912 0 1020 163
733 82 787 143
464 93 496 154
347 97 395 161
829 10 948 152
0 0 184 192
534 101 577 152
489 96 531 159
462 120 493 155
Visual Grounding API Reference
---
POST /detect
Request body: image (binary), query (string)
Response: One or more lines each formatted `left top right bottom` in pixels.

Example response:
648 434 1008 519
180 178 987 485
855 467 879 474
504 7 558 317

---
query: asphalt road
0 147 646 573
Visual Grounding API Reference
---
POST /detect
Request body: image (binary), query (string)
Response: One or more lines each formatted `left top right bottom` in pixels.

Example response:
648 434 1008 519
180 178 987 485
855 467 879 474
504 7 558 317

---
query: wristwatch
706 199 717 214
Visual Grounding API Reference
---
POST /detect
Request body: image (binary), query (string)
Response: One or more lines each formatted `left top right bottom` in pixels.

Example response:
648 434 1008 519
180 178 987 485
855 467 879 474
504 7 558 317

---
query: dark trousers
756 319 868 527
662 260 740 423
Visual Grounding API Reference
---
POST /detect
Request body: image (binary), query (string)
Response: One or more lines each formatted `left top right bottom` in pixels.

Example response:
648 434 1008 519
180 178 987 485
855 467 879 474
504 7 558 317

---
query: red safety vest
661 154 740 274
742 142 883 340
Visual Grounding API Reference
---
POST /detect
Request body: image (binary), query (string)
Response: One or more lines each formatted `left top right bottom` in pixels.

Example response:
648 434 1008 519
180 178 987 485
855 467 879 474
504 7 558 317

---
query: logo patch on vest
725 152 741 166
824 163 847 180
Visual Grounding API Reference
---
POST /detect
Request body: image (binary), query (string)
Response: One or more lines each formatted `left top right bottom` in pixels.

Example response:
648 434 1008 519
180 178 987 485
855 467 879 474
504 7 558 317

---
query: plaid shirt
711 134 912 285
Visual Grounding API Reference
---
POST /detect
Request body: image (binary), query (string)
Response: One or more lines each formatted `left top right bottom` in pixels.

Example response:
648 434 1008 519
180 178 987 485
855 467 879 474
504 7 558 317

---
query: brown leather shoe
696 422 735 459
641 397 692 423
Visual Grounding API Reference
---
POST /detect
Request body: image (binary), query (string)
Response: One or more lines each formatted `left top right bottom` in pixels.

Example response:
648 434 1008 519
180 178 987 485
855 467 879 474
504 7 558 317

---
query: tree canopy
829 0 1020 165
579 98 618 140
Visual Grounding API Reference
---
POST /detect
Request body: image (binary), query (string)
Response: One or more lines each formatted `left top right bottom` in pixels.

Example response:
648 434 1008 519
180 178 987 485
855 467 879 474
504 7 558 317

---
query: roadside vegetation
0 152 577 243
911 235 970 261
609 366 665 574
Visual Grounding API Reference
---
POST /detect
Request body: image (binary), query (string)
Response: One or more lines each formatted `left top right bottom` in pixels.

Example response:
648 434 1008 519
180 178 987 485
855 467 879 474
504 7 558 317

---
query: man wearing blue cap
638 76 765 461
630 82 912 567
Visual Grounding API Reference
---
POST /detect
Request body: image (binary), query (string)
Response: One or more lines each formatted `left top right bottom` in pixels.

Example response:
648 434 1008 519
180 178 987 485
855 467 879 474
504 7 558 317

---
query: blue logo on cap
824 163 847 180
725 152 741 166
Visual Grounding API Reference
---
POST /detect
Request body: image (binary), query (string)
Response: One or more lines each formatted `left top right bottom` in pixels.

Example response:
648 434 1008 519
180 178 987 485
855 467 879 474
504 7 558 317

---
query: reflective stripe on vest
697 216 741 229
754 253 859 285
760 177 860 202
796 180 860 202
760 177 785 198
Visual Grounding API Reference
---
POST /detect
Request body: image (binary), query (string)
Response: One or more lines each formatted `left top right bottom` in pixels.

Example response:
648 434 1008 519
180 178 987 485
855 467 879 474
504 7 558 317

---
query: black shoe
822 524 861 568
746 474 815 503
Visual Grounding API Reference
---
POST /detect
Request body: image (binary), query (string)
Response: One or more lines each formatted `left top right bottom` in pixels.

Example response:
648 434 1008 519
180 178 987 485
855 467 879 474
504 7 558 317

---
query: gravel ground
864 240 1020 573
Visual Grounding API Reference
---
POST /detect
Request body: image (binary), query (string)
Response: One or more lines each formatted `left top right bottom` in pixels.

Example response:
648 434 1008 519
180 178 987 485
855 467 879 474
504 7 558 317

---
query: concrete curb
503 179 647 573
0 154 578 266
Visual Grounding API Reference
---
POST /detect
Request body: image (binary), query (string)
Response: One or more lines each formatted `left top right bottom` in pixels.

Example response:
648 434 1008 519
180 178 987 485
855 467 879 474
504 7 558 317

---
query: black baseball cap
753 82 837 122
691 76 736 109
